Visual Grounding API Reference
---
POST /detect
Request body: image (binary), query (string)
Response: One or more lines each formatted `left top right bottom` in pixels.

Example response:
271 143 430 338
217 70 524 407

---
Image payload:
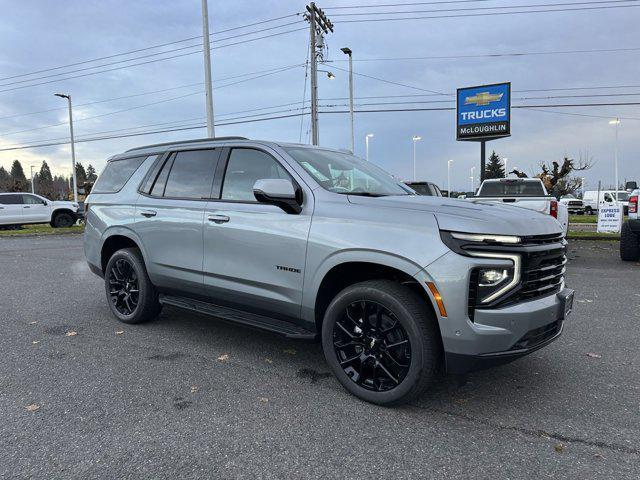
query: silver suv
84 137 574 405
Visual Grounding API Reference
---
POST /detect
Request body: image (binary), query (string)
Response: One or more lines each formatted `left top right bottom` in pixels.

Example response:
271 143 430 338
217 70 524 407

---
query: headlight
475 267 515 303
468 252 521 305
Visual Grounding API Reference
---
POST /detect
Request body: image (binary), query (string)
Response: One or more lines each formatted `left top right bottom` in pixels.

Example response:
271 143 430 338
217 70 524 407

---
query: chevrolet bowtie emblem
464 92 503 106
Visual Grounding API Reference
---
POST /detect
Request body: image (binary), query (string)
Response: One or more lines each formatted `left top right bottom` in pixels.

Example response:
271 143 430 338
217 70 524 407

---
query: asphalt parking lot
1 234 638 479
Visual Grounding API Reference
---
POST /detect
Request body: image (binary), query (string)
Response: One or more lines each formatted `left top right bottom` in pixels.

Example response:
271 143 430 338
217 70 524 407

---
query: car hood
347 195 563 236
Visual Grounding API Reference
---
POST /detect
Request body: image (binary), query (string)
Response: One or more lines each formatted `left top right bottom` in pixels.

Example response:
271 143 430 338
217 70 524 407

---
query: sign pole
480 140 486 182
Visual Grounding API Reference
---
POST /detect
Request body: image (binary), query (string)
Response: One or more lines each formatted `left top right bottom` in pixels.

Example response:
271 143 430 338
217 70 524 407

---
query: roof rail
125 136 249 153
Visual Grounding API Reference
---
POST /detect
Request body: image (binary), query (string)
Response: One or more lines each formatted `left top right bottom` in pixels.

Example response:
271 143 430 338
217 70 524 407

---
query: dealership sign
457 83 511 141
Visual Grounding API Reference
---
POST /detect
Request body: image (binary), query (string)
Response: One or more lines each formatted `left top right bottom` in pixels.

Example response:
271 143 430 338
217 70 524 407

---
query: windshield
283 147 410 196
477 180 546 197
617 192 629 201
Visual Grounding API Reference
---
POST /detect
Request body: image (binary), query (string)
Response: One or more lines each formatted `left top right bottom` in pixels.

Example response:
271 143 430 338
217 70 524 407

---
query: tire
104 247 162 324
52 212 75 228
585 206 594 215
620 222 640 261
321 280 441 406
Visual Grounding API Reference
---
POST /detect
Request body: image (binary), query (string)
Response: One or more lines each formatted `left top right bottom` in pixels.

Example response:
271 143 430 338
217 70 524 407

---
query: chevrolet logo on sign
464 92 504 107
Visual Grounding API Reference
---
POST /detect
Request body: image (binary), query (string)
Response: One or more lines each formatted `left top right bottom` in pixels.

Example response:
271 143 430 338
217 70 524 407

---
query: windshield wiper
344 192 389 197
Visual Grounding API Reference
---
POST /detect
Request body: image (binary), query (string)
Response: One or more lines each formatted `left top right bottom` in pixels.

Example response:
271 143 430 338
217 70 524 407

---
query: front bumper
445 288 574 374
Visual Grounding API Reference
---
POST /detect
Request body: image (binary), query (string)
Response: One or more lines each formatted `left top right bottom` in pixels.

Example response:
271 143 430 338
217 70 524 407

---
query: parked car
404 181 443 197
559 195 585 215
0 192 80 228
472 178 569 236
620 189 639 261
582 190 629 215
84 137 573 406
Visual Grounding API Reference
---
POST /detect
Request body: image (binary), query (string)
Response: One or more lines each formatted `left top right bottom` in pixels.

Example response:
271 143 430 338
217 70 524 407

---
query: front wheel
321 280 441 406
52 212 75 228
585 206 594 215
104 248 162 324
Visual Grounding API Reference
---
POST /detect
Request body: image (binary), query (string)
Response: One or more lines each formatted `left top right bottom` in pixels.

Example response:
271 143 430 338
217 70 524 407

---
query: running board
159 294 316 340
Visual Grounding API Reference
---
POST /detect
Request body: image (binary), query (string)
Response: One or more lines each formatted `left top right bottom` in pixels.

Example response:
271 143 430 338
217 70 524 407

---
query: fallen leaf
29 321 37 325
586 352 602 359
258 397 269 404
115 330 124 335
283 348 297 356
65 331 77 337
554 443 565 453
191 385 198 394
265 357 273 364
217 353 229 362
25 403 40 412
594 453 605 460
31 340 40 345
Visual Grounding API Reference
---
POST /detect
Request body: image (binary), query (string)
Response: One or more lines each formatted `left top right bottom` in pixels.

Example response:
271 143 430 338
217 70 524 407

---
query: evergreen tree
0 166 9 191
86 164 97 182
38 161 55 198
76 162 87 185
484 151 505 179
10 159 27 183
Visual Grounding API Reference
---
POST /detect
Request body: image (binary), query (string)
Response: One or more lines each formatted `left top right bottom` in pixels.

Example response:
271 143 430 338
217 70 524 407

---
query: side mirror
253 179 301 214
42 200 47 205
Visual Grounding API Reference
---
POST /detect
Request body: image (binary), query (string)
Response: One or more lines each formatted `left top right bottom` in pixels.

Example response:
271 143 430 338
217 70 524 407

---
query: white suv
620 189 639 261
0 193 80 228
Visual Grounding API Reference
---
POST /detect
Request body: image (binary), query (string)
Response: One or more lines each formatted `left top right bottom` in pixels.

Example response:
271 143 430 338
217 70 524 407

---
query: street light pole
365 133 373 161
30 165 35 194
609 118 620 193
54 93 78 203
341 47 354 153
447 159 453 197
412 135 422 181
201 0 216 137
470 166 476 192
503 157 508 177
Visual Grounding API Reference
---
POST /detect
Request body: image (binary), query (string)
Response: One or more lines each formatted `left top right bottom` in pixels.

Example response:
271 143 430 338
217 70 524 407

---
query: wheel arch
309 252 441 338
100 227 147 273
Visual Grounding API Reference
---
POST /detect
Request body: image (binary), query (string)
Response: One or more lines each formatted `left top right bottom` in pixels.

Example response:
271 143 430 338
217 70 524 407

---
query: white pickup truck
0 192 80 228
471 178 569 236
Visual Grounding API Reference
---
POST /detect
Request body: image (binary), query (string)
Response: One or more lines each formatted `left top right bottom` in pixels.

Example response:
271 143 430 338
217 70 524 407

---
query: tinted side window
163 150 218 199
22 195 43 204
221 149 289 201
0 194 21 204
93 156 148 193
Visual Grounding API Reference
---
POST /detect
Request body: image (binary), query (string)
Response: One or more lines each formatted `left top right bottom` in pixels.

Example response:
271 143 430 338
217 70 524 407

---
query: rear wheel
105 248 162 324
321 280 441 406
620 222 640 261
52 212 75 228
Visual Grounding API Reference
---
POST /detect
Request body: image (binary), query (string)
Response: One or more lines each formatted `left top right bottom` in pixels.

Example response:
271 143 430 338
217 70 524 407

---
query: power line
0 112 308 153
325 0 492 8
0 13 303 82
0 64 304 136
328 64 449 95
0 27 308 94
329 0 639 16
0 21 303 88
336 3 640 22
325 46 640 62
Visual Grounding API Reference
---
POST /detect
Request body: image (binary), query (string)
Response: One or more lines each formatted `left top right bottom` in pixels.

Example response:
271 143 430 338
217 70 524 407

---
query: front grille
509 320 561 351
568 201 583 207
519 233 565 246
515 247 566 303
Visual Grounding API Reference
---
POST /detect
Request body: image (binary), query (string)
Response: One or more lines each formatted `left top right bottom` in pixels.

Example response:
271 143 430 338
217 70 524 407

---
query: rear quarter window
92 156 148 193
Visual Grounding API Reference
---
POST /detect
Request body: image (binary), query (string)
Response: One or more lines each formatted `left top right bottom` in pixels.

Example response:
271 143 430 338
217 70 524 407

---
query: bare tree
509 153 593 197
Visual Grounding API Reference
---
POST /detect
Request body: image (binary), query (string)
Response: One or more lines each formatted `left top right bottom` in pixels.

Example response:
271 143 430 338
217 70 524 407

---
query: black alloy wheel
108 258 140 316
333 300 412 392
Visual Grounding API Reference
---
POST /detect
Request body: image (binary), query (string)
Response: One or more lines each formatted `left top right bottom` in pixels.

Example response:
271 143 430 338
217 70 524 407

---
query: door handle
23 206 30 208
208 214 230 224
140 210 157 218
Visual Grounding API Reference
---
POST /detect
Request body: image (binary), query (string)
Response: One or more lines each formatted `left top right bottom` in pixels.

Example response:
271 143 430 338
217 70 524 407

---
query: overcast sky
0 0 638 191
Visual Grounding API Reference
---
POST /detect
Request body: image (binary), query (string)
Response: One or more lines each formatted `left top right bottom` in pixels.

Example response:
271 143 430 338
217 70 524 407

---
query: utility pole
201 0 216 137
609 118 620 194
365 133 373 161
412 135 421 181
447 160 453 197
341 47 354 153
305 3 333 146
54 93 78 203
30 165 36 194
